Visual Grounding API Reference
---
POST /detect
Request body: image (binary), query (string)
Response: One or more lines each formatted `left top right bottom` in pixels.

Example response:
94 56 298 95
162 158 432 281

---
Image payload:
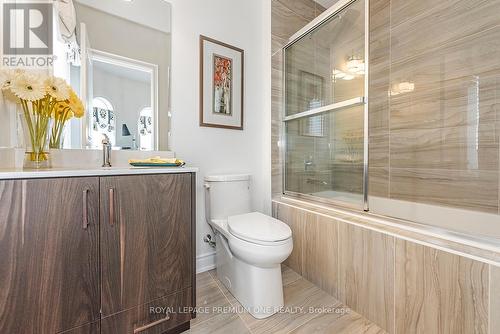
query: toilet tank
205 174 251 221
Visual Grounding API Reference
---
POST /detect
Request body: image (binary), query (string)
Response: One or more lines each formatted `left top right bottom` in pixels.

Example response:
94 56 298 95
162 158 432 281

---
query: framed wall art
200 35 244 130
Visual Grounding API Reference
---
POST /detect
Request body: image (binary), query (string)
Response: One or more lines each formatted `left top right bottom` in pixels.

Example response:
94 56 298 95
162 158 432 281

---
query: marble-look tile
408 22 500 81
369 96 390 139
188 313 250 334
368 167 389 198
290 312 388 334
390 168 499 213
390 0 444 28
491 265 500 334
390 124 498 171
191 272 233 326
370 0 390 34
275 0 318 22
302 215 338 298
369 0 390 71
395 240 489 334
338 223 395 333
272 35 287 56
272 67 283 99
204 268 387 334
369 132 389 168
272 171 283 196
274 197 500 265
240 278 341 334
368 0 390 146
389 72 500 131
331 164 364 196
272 50 283 71
282 265 302 287
390 0 500 62
271 0 310 41
276 205 305 274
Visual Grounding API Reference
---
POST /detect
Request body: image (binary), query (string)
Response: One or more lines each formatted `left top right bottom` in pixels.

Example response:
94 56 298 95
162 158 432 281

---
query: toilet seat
228 212 292 246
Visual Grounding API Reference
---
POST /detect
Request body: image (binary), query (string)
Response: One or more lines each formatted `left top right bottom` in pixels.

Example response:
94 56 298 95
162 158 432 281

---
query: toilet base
215 234 284 319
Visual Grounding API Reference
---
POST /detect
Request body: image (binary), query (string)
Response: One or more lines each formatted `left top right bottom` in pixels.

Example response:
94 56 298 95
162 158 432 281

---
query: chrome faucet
102 134 112 167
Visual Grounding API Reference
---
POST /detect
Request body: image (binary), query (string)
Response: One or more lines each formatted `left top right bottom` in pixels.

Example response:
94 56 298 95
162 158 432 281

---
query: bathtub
305 190 500 242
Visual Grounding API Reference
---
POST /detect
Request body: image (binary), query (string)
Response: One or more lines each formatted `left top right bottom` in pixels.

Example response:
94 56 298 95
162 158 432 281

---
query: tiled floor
183 266 387 334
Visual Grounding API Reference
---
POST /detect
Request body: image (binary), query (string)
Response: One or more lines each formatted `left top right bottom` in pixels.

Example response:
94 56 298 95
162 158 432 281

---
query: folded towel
128 157 185 165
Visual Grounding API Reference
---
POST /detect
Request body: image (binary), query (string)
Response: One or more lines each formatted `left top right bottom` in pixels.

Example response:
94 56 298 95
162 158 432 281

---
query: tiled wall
369 0 500 214
273 0 500 215
274 201 498 334
271 0 327 195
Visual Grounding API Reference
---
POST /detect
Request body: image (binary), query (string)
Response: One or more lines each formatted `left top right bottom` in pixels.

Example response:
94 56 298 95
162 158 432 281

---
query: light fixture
343 74 355 81
398 81 415 93
346 55 365 74
332 69 346 82
389 81 415 96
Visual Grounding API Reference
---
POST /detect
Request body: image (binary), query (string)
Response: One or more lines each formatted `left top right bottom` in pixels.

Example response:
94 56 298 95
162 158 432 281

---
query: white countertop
0 166 198 180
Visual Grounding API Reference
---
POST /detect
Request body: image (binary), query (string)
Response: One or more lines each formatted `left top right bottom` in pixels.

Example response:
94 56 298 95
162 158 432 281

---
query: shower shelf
283 96 365 122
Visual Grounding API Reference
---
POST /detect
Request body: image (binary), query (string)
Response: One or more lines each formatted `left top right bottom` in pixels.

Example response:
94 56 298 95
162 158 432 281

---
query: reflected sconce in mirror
332 55 365 83
389 81 415 96
332 69 346 82
346 55 365 75
332 69 356 82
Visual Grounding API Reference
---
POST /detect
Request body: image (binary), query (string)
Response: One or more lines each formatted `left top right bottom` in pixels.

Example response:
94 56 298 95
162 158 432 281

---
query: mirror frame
85 49 159 150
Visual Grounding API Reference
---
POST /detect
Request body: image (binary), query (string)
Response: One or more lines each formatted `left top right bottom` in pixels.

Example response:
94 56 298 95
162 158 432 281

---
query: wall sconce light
389 81 415 96
332 69 346 82
346 56 365 75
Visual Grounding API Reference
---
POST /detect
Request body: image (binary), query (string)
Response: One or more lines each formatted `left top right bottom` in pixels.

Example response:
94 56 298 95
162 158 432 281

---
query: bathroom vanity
0 167 197 334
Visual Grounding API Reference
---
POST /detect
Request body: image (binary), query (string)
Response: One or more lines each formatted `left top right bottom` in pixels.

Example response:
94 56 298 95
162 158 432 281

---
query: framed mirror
0 0 171 151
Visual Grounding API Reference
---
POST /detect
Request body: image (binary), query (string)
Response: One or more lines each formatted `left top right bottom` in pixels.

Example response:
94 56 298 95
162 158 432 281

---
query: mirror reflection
53 0 171 150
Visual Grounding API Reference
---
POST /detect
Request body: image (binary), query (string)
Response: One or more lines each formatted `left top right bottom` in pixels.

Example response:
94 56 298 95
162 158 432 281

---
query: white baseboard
196 251 216 274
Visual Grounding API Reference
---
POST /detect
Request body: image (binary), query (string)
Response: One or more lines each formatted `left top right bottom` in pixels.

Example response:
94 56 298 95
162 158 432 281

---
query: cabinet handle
83 188 90 229
109 188 115 226
133 314 170 333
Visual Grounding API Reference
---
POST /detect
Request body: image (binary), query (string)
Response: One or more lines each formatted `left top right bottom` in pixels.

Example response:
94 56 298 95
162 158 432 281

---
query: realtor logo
3 2 53 55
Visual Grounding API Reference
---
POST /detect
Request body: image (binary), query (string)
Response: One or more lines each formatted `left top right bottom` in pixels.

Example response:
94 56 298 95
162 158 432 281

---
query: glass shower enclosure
283 0 368 209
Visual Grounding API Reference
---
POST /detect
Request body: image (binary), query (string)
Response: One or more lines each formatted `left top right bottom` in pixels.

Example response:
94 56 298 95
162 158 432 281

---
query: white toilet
204 174 293 319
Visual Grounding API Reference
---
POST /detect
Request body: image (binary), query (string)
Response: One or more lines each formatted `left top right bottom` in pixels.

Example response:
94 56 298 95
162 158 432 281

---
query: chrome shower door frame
281 0 370 211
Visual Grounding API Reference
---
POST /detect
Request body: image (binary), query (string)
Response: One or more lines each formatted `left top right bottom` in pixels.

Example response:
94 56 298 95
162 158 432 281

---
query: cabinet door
0 178 100 334
59 322 100 334
101 289 191 334
100 174 192 316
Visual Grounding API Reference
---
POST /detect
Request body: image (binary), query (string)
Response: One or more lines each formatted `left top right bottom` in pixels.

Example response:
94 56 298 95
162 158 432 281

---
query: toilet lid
228 212 292 243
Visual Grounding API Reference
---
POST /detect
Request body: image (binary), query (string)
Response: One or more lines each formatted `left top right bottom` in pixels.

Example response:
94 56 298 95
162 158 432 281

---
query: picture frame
200 35 244 130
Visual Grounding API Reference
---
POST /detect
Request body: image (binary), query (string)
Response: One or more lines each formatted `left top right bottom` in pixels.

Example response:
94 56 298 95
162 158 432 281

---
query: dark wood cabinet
59 322 100 334
0 178 100 334
0 173 195 334
100 174 193 316
100 289 192 334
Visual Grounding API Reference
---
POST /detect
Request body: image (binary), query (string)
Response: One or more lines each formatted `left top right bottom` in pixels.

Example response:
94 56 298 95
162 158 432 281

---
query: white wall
75 0 171 33
93 68 150 148
167 0 272 271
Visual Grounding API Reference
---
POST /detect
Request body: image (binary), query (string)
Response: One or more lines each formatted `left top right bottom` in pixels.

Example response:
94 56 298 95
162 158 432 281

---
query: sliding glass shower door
283 0 367 209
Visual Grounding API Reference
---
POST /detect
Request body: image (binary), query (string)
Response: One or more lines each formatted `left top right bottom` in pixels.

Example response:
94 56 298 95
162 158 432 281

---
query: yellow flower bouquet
51 88 85 149
0 69 85 168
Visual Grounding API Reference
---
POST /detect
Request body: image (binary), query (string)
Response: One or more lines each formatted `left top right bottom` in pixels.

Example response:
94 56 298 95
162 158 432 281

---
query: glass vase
50 121 66 149
21 112 52 169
